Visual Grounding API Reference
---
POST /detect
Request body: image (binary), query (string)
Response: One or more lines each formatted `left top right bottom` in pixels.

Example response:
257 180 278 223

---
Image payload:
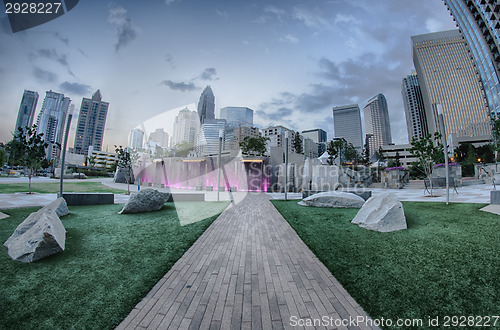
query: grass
271 200 500 329
0 181 126 194
0 201 229 329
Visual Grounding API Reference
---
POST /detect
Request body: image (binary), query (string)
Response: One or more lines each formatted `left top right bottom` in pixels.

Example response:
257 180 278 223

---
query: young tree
343 143 359 163
88 155 97 168
326 139 345 165
115 145 140 194
239 136 269 156
12 125 48 194
292 131 303 154
0 143 6 168
173 141 194 158
409 132 444 196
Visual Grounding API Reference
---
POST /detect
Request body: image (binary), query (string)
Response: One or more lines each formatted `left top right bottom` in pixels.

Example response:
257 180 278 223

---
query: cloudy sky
0 0 457 149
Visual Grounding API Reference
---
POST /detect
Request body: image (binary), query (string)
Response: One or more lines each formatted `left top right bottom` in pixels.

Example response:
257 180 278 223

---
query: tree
173 141 194 158
492 118 500 162
326 139 345 165
88 155 97 168
292 131 303 154
409 132 444 196
0 143 6 168
239 136 269 156
115 145 140 194
343 143 359 163
12 125 48 194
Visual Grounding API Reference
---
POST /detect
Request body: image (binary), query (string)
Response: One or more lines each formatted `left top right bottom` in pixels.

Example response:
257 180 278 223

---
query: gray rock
4 208 66 263
119 188 171 214
352 193 407 232
45 197 69 217
298 191 365 208
114 167 135 184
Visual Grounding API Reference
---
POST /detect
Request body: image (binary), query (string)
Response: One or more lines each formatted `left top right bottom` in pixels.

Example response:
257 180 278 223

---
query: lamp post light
437 104 449 205
217 128 223 202
59 108 73 198
284 131 289 201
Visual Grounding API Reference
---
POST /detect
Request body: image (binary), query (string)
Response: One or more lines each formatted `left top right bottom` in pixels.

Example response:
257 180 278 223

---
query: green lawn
271 200 500 329
0 201 229 329
0 181 125 194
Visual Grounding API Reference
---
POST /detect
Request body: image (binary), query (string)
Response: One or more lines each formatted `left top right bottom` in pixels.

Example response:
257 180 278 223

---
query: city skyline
0 1 457 148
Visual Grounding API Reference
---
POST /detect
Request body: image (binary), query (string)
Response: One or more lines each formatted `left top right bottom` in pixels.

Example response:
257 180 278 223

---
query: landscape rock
351 193 407 232
3 208 66 263
44 197 70 217
119 188 171 214
298 191 365 208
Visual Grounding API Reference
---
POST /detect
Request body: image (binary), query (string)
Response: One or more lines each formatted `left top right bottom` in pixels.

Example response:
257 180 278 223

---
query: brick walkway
117 193 378 330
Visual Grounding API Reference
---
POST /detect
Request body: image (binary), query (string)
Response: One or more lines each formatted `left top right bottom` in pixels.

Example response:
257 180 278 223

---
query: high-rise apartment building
332 104 364 152
402 72 428 141
149 128 169 148
219 107 253 128
412 30 491 141
14 90 38 135
443 0 500 118
363 94 392 157
73 90 109 156
36 90 71 161
262 125 296 154
172 108 199 146
196 119 227 156
197 86 215 125
301 129 327 155
129 128 144 149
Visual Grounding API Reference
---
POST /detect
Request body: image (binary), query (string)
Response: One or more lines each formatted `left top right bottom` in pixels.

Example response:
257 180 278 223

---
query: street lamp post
59 109 73 198
437 104 449 205
217 129 223 202
284 131 289 201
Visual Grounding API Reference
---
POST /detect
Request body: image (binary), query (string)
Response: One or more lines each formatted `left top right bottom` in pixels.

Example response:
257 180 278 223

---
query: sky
0 0 457 150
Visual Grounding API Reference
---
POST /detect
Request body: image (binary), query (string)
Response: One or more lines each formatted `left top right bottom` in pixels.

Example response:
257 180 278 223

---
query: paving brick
116 193 379 330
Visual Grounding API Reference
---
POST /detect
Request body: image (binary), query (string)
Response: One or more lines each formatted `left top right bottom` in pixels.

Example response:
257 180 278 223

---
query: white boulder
352 193 407 232
298 191 365 208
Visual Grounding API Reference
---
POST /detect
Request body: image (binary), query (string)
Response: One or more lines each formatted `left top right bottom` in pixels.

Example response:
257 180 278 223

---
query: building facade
149 128 169 148
402 72 428 141
129 128 144 149
197 85 215 125
196 119 227 156
172 108 199 146
36 90 71 161
444 0 500 118
332 104 364 152
73 90 109 155
219 107 253 128
412 30 491 141
301 128 327 155
363 94 392 158
14 90 38 135
262 125 296 154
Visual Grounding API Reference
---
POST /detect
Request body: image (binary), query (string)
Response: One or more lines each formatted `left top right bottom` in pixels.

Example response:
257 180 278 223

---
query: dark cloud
160 80 198 92
59 82 92 96
28 48 75 76
78 48 90 59
108 4 139 53
53 32 69 46
165 53 175 68
33 66 57 83
199 68 217 81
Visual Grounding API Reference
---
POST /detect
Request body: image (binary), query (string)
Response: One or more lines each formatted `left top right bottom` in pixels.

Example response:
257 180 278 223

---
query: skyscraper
149 128 169 148
219 107 253 128
302 128 327 155
443 0 500 118
363 94 392 157
197 86 215 125
14 90 38 135
172 108 199 146
332 104 364 152
402 72 428 141
73 89 109 155
36 90 71 161
412 30 491 141
196 119 227 156
129 128 144 149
